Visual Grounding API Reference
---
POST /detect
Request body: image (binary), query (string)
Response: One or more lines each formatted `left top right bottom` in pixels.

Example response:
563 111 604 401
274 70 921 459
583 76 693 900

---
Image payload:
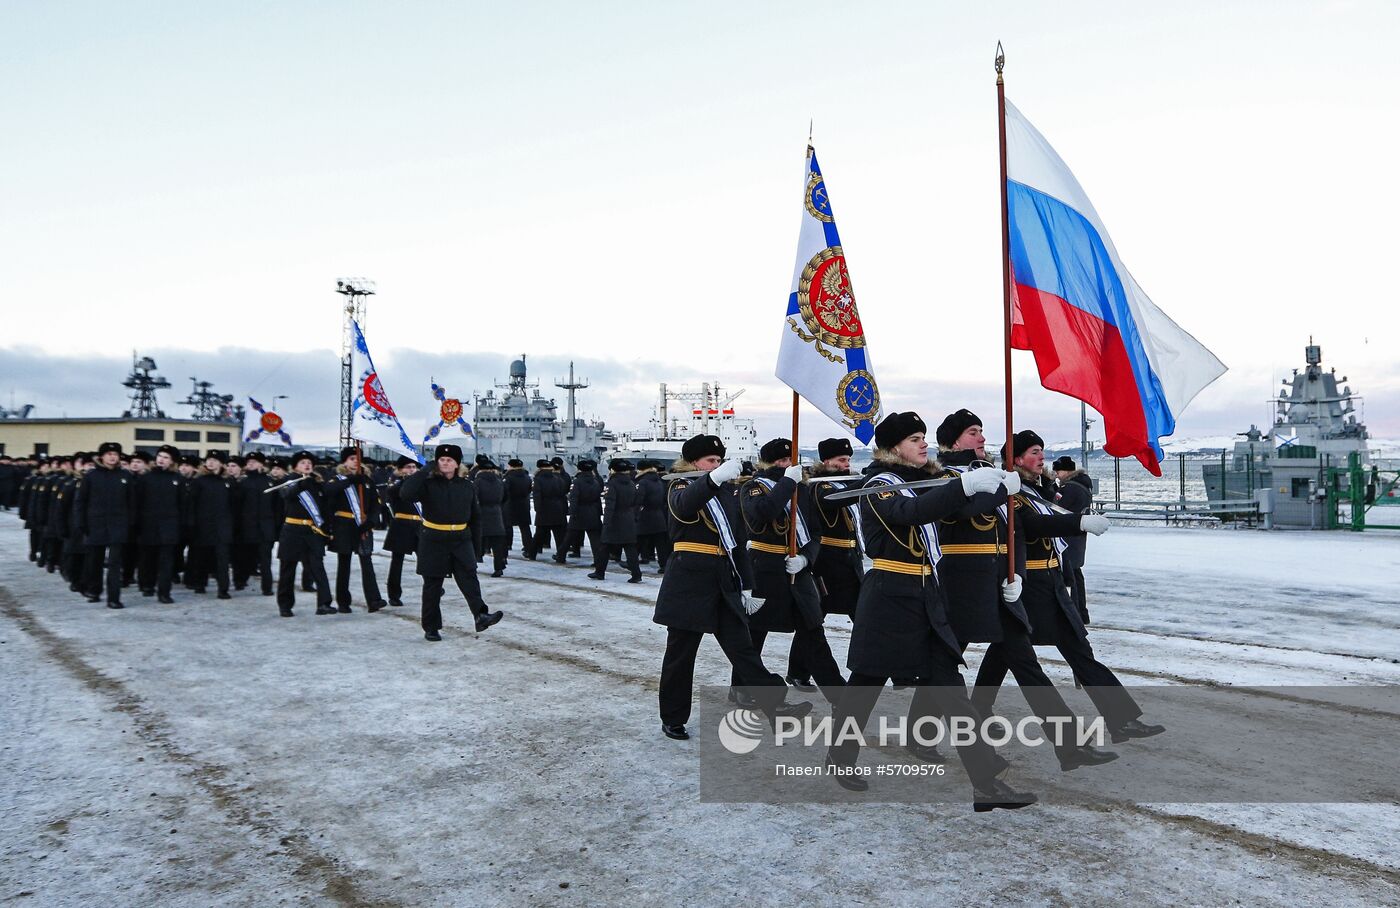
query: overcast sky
3 1 1397 447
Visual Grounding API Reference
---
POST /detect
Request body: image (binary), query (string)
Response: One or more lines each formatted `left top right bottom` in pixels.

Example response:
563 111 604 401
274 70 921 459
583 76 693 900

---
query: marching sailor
133 445 185 603
931 409 1117 772
471 455 511 578
328 447 388 613
785 437 863 690
973 431 1165 743
823 412 1037 810
382 456 423 607
73 441 132 609
396 443 504 642
275 450 335 617
653 434 813 741
735 438 845 705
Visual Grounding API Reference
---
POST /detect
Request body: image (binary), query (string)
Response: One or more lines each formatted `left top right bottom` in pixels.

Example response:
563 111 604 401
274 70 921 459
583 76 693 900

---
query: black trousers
828 671 1007 788
234 542 274 594
335 549 384 607
187 544 230 594
786 614 853 682
138 544 176 598
972 616 1142 728
658 607 787 726
121 543 137 587
637 532 670 571
1066 566 1089 623
593 542 639 577
387 551 409 603
734 626 845 702
564 527 599 563
510 518 533 555
421 544 488 634
482 534 509 573
60 540 82 581
531 524 565 556
966 630 1079 759
29 528 43 562
277 551 331 610
82 543 125 604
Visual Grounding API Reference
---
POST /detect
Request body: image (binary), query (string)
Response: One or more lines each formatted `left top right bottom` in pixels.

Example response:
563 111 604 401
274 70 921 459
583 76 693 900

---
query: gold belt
939 543 1008 555
1025 557 1060 570
334 510 356 519
422 520 468 532
820 536 857 548
284 517 330 538
748 541 789 555
394 513 423 521
872 558 932 576
673 541 723 556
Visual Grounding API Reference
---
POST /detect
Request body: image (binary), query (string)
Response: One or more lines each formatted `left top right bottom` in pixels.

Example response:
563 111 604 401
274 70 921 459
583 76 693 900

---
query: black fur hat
338 446 359 464
935 409 981 449
1052 455 1076 472
758 438 792 463
434 444 463 464
817 438 853 461
1013 430 1045 458
681 434 726 462
508 458 523 468
875 412 928 450
97 441 123 456
609 458 633 473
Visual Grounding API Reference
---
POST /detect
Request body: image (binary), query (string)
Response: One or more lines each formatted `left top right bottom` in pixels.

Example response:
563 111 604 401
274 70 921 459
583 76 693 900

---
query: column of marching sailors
4 409 1168 812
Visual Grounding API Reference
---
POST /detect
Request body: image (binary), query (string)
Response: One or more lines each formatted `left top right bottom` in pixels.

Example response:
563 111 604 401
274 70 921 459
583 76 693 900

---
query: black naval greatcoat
277 475 331 561
808 465 863 617
473 469 508 538
652 466 754 634
567 471 603 532
931 451 1027 645
846 460 976 678
396 466 484 577
235 471 278 544
1014 478 1090 646
1054 471 1093 571
185 472 235 545
738 467 823 633
634 470 667 536
381 478 423 554
601 472 638 545
531 469 567 527
73 464 134 546
134 467 185 546
326 468 379 555
504 468 533 524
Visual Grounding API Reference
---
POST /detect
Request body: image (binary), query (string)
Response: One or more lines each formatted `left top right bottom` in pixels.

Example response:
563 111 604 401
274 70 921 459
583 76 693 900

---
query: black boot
1109 718 1166 743
1059 744 1119 772
973 778 1038 812
474 610 504 632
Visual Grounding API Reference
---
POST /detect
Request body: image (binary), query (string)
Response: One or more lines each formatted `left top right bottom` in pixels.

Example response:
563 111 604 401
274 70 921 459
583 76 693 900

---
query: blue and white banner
775 144 881 445
243 396 292 447
424 381 473 444
350 320 422 463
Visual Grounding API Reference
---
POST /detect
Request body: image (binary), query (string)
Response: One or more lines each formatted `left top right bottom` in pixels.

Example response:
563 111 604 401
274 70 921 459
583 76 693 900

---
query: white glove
1080 513 1111 536
708 459 742 486
741 593 765 615
1000 470 1022 495
1001 574 1023 602
960 466 1004 496
783 464 805 483
784 554 807 574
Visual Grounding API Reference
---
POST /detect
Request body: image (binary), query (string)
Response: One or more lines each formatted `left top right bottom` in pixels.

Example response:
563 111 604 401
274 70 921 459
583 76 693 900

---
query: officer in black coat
973 432 1165 743
634 460 670 573
529 459 567 558
73 441 133 608
121 452 150 587
59 458 90 586
652 434 812 741
932 409 1117 772
396 443 503 641
1052 455 1094 623
735 438 843 704
551 456 576 553
824 412 1036 810
326 447 388 613
590 459 642 582
275 450 334 616
563 459 603 566
785 437 863 689
233 452 278 595
472 455 510 578
134 445 185 603
20 461 53 563
382 456 423 606
503 458 534 556
185 452 235 598
0 454 16 511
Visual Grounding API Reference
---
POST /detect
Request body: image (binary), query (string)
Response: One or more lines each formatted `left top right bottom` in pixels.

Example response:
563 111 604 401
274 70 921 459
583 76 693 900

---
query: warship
1203 340 1396 527
470 356 612 467
605 382 758 465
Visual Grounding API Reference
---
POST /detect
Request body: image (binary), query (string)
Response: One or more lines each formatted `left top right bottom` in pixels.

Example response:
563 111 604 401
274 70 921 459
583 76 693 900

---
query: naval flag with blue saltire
243 397 292 447
350 320 422 463
775 144 881 445
424 381 473 444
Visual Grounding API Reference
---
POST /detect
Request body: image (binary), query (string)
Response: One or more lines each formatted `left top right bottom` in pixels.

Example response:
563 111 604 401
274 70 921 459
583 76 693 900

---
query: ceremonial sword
824 478 955 501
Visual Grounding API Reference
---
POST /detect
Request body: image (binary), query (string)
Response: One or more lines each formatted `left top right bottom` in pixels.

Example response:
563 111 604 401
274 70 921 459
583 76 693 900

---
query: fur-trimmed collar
669 459 699 474
872 448 941 475
809 462 849 477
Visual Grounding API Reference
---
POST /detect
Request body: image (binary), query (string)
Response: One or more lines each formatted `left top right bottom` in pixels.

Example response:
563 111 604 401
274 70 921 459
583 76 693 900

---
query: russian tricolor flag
1005 99 1226 475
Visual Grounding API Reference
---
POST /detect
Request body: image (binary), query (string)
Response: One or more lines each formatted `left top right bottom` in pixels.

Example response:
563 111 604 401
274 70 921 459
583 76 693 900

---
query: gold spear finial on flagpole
995 40 1005 83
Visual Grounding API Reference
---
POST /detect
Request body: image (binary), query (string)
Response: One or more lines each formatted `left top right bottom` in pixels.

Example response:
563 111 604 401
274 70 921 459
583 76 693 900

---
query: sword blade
825 477 954 501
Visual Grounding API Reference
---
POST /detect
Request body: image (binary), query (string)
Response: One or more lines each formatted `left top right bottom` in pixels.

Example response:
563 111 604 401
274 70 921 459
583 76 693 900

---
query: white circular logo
717 708 765 754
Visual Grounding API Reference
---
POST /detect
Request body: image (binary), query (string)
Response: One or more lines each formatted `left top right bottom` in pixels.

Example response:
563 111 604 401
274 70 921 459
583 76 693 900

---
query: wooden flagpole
996 41 1017 584
788 391 800 585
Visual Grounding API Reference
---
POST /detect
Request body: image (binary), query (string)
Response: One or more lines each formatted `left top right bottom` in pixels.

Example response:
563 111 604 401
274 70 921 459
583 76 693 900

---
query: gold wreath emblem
804 168 834 223
835 370 880 432
787 247 865 364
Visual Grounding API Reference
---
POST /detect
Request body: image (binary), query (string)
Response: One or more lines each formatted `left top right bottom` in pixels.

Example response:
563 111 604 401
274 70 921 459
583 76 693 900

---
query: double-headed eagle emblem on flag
424 381 473 443
244 397 292 446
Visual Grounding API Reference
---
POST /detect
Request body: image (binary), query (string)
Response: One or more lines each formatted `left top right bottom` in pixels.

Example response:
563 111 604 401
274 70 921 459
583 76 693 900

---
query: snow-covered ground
3 515 1399 906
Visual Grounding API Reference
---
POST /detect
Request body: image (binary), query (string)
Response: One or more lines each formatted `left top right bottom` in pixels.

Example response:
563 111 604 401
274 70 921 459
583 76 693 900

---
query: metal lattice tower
335 278 376 449
554 362 589 441
181 377 235 422
122 353 172 418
